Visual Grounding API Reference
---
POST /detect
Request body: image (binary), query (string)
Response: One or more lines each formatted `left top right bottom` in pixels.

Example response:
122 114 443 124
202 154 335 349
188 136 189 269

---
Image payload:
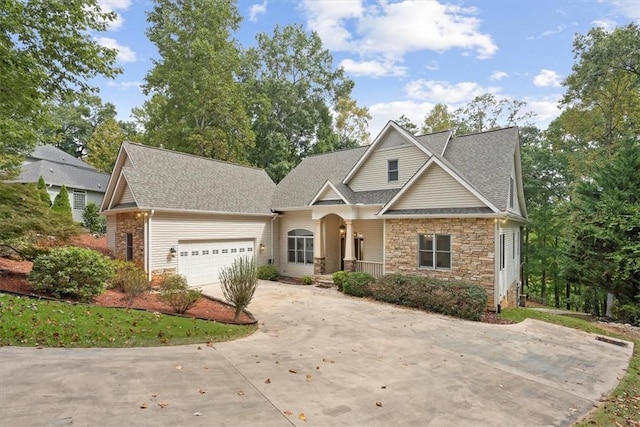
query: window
180 251 188 257
388 159 399 182
247 247 253 252
202 250 209 255
500 234 505 270
212 249 219 254
287 229 314 264
126 233 133 261
191 251 198 256
222 249 228 254
418 234 451 269
231 248 237 253
509 177 515 209
73 190 86 210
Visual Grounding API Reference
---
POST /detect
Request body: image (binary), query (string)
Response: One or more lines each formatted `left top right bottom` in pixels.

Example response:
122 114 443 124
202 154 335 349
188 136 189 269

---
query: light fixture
169 246 177 258
259 243 265 253
339 224 346 236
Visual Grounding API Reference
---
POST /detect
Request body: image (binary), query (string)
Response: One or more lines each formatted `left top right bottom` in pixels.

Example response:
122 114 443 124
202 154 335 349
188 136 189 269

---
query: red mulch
0 235 253 324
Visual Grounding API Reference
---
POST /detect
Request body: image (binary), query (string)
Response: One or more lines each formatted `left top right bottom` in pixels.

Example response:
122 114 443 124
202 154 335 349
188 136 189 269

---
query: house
9 145 110 222
101 121 527 310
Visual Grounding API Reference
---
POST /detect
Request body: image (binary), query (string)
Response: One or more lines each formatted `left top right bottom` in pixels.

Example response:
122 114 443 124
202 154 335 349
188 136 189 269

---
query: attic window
388 159 399 182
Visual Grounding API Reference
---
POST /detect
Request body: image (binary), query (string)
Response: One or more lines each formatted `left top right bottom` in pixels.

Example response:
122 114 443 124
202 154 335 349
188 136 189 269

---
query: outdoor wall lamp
169 246 177 258
339 224 346 236
259 243 266 253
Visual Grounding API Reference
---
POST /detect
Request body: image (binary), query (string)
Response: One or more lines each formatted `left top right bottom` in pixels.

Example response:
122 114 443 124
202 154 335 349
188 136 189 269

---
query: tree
243 24 355 181
334 96 371 146
421 104 456 134
52 185 72 222
36 176 51 207
141 0 253 162
82 202 106 234
0 0 120 177
85 118 125 173
453 94 534 134
566 135 640 316
395 115 419 135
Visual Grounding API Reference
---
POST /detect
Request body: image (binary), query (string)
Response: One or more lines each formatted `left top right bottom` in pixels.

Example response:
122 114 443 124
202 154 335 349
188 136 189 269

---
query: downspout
147 210 155 282
494 218 500 311
270 215 277 264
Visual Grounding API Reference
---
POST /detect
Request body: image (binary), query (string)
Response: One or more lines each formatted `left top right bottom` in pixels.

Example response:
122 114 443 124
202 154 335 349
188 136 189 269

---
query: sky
93 0 640 138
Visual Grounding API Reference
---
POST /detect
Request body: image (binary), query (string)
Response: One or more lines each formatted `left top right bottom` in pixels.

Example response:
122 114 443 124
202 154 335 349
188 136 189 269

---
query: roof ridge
454 126 518 138
415 129 453 138
124 141 266 172
302 144 369 159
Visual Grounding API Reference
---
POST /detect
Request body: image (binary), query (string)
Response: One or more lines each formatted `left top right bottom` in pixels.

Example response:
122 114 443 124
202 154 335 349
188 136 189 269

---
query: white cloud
368 101 436 137
302 0 497 59
605 0 640 21
591 18 618 31
405 80 501 104
340 58 406 77
527 24 567 40
248 0 268 22
96 37 136 63
533 69 562 87
490 71 508 81
523 94 563 128
106 80 142 90
97 0 131 31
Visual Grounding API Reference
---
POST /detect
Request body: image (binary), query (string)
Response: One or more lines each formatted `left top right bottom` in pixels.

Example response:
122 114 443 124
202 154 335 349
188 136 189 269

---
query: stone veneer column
343 259 356 272
115 212 145 270
314 257 326 275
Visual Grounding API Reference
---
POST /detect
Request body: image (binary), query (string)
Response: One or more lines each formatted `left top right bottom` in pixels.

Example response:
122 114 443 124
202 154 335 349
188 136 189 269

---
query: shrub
36 176 51 207
82 202 106 234
302 275 314 285
29 247 114 302
110 260 150 306
342 272 375 297
332 271 348 291
219 256 258 321
613 302 640 326
257 264 279 281
159 274 201 314
52 185 72 222
370 275 487 321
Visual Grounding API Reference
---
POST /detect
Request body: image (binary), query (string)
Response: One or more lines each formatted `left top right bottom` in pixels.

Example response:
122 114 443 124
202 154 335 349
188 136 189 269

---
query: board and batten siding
498 221 521 302
352 219 383 263
149 212 274 275
392 164 486 210
349 143 428 192
106 215 116 254
278 210 315 278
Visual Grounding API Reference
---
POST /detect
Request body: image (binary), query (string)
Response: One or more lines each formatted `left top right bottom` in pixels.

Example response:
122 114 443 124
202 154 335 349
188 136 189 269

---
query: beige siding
378 128 409 150
323 214 342 272
106 215 116 254
150 212 274 274
319 187 341 201
508 172 522 215
119 181 135 205
352 219 383 262
350 144 428 192
392 164 486 210
498 221 521 302
278 210 314 278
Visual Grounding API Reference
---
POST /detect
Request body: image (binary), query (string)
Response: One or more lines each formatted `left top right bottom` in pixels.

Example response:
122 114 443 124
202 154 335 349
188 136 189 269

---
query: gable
318 186 341 201
349 127 428 192
389 163 487 211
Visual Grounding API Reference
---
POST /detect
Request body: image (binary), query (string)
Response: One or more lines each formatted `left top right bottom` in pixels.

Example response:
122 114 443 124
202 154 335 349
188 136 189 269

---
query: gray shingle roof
272 146 367 208
10 145 109 193
120 142 276 214
442 127 518 211
415 130 453 156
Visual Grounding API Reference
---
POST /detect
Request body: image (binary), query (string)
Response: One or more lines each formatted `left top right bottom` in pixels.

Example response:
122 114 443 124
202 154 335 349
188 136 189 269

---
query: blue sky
94 0 640 137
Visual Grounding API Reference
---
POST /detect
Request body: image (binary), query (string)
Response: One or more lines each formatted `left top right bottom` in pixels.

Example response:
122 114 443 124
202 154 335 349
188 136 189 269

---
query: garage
178 240 255 286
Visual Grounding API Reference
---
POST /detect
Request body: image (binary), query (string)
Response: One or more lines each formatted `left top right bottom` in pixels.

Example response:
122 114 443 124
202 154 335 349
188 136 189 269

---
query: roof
112 143 276 215
415 130 453 156
9 145 109 193
272 146 367 208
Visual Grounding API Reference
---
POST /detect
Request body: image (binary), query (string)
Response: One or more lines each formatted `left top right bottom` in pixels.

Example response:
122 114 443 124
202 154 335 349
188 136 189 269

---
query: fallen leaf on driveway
376 401 383 407
265 378 271 384
151 393 158 398
193 412 202 416
306 374 313 382
139 403 148 409
289 369 297 374
175 365 183 370
283 410 293 416
199 389 206 394
158 401 169 408
299 413 307 421
237 390 245 396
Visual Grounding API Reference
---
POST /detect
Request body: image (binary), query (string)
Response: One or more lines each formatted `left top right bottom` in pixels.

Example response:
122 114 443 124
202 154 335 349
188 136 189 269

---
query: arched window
288 229 313 264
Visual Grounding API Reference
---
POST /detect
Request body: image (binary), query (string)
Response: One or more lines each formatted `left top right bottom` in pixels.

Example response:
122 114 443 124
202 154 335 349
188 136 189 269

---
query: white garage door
178 240 255 286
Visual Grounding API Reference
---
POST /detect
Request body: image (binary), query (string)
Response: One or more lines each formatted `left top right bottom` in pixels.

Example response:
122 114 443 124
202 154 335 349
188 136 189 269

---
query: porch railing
355 261 384 278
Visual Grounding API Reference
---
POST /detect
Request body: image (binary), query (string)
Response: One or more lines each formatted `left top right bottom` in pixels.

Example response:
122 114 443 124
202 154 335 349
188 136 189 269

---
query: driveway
0 281 633 426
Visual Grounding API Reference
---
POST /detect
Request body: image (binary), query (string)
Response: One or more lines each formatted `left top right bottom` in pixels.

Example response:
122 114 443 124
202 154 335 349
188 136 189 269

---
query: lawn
0 293 255 348
499 308 639 426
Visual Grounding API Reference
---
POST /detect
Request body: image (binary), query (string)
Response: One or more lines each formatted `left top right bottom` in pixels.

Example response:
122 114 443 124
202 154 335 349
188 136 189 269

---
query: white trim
308 180 350 206
379 156 499 215
100 142 131 212
440 130 454 156
342 121 434 184
102 207 277 218
494 220 500 310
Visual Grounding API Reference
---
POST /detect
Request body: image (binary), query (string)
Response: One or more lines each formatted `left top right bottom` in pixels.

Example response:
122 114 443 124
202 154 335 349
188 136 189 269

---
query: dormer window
388 159 398 182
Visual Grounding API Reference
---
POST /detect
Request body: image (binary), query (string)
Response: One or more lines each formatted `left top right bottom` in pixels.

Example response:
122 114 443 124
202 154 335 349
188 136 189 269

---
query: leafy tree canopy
85 118 125 173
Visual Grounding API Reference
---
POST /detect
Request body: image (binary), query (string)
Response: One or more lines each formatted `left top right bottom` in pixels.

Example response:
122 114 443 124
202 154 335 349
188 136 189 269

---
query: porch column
313 219 325 275
343 220 356 272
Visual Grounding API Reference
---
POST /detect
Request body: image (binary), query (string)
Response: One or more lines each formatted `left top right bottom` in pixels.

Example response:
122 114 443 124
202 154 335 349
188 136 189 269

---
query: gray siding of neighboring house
391 164 486 210
47 185 104 223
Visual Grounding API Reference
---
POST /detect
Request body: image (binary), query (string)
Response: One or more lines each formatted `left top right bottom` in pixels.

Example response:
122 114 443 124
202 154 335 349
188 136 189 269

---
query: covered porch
311 206 385 278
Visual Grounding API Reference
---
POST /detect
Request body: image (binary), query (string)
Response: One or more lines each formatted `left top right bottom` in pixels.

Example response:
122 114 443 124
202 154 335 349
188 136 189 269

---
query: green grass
500 308 639 426
0 293 255 348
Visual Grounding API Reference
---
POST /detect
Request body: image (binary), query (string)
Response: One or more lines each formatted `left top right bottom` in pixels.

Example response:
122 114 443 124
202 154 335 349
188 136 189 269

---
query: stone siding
314 257 326 275
115 212 145 269
385 218 496 307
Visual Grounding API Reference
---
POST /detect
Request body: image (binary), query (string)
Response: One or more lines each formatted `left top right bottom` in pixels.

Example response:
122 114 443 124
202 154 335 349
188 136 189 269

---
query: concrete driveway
0 281 633 426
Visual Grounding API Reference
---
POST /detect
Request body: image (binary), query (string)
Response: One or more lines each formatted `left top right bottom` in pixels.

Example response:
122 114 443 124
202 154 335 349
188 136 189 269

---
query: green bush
302 275 314 285
257 264 279 281
36 176 51 207
82 202 106 234
332 271 348 291
342 272 375 297
613 303 640 326
369 274 487 321
52 185 72 222
219 256 258 321
29 247 114 302
159 274 201 314
110 260 150 306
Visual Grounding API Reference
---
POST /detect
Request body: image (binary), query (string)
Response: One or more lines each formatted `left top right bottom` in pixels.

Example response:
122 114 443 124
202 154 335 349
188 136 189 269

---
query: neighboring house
10 145 110 222
101 121 527 310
